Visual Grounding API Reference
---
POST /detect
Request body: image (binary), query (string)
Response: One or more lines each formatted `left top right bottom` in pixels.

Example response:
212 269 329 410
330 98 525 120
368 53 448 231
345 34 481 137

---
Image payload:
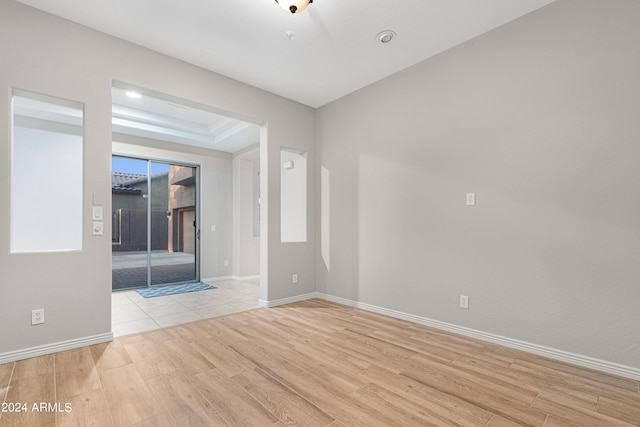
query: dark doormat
135 282 216 298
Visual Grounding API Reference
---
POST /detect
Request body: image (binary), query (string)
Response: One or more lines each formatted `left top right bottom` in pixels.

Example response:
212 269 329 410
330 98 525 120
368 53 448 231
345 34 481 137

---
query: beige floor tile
153 311 203 328
112 299 144 312
112 279 261 337
112 309 152 324
135 297 185 311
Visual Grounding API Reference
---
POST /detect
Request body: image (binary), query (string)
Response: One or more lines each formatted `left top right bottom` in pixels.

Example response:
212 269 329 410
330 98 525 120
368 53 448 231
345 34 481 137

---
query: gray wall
0 0 315 358
232 146 261 278
316 0 640 370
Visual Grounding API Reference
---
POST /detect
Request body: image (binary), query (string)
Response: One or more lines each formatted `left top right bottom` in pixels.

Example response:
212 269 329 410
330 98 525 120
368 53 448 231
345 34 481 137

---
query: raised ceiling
111 85 260 153
16 0 555 108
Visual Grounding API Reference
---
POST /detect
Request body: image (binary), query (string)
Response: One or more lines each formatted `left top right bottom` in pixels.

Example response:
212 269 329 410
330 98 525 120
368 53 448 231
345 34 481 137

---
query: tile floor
111 279 260 337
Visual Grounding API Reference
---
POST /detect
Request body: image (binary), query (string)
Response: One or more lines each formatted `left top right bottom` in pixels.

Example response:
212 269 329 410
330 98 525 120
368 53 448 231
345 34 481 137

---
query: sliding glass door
112 156 198 291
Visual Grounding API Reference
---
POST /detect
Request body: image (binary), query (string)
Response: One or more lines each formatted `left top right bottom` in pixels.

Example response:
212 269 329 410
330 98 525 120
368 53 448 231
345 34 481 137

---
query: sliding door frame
112 153 201 290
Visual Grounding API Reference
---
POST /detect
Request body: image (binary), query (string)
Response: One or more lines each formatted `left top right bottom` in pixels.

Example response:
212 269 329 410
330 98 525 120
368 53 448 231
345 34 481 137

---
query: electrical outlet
224 260 229 267
459 295 469 309
466 193 476 206
32 309 45 325
292 273 298 284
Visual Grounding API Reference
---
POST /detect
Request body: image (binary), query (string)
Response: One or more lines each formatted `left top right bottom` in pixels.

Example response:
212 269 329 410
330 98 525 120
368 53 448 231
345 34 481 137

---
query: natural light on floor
112 279 260 336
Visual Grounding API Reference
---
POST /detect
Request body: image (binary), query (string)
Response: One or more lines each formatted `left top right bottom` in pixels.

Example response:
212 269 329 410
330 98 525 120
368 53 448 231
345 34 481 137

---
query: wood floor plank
190 340 256 378
145 370 227 426
234 367 335 426
366 329 461 363
511 358 639 400
411 352 539 406
11 355 54 381
359 364 495 426
1 374 56 427
269 343 369 394
451 352 515 375
89 341 133 372
267 366 404 427
137 327 181 343
0 362 14 401
203 316 253 343
192 368 278 427
350 382 469 426
158 338 216 376
166 321 217 344
342 308 425 335
291 336 372 372
228 339 403 426
486 414 529 427
597 393 640 425
400 355 548 426
450 354 551 398
127 414 179 427
408 327 495 359
99 363 162 426
123 338 178 380
458 347 516 369
326 329 418 363
542 416 582 427
277 302 375 334
257 307 341 337
56 388 114 427
534 388 598 414
55 347 102 399
533 395 635 427
219 316 295 351
269 315 335 343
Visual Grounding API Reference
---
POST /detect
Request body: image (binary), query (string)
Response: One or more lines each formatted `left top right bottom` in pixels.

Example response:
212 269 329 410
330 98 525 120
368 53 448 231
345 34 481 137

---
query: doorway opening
111 156 199 291
110 82 263 336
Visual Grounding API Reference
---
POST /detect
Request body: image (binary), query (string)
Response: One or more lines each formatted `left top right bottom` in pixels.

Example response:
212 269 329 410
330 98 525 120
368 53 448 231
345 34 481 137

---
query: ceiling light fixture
376 30 396 44
275 0 312 14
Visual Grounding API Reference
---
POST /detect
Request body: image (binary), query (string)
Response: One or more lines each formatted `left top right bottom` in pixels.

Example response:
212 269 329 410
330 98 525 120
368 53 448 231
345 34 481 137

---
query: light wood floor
0 299 638 426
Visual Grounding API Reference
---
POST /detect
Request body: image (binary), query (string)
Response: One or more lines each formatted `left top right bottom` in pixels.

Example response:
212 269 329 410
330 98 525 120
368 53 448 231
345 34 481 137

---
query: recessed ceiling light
376 30 396 44
126 91 142 99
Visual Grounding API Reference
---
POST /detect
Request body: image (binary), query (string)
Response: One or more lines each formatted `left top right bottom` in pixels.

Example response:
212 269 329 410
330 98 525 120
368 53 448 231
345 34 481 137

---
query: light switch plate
92 206 103 220
93 192 105 205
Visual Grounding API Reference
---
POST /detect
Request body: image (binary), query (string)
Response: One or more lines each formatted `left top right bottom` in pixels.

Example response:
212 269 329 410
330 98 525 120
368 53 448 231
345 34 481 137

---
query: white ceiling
17 0 556 108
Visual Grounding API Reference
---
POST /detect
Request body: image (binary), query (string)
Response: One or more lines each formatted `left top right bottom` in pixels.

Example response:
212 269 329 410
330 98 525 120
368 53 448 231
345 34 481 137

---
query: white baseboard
0 332 113 365
231 275 260 281
262 292 640 381
259 292 320 308
201 276 233 283
202 275 260 283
